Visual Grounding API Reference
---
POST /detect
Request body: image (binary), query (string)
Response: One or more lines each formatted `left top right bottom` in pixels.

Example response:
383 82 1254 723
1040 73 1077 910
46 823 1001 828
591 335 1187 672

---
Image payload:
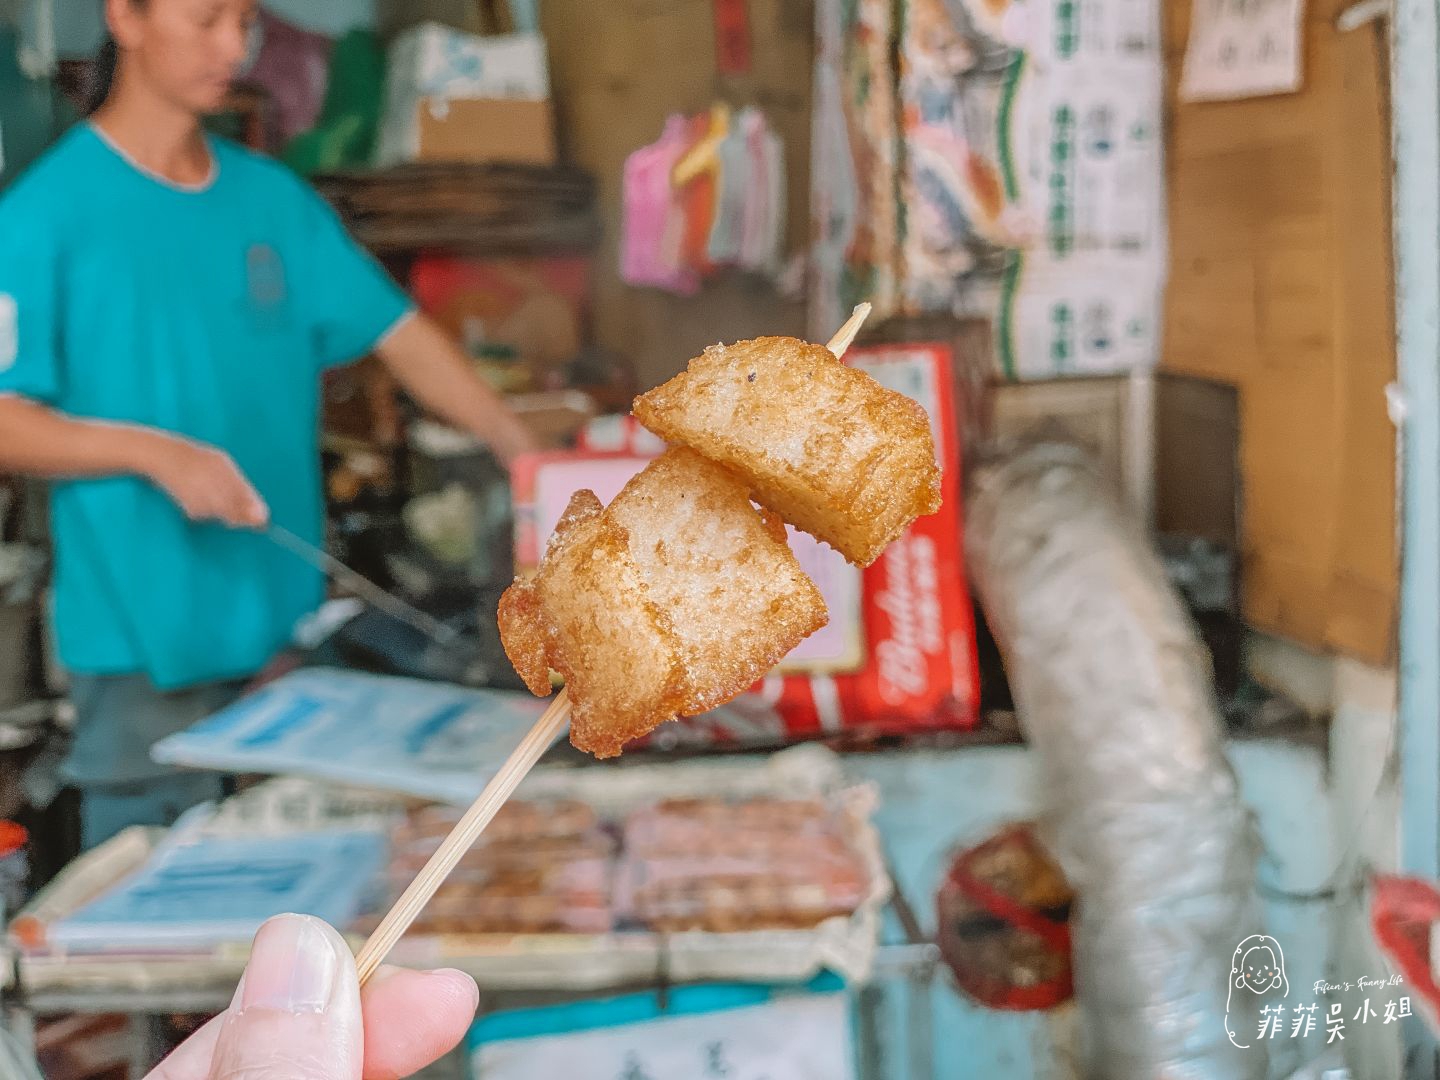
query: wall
53 1 104 55
52 0 376 54
0 25 59 185
1248 633 1404 1079
262 0 376 36
1161 0 1398 664
1328 659 1402 1080
539 0 813 390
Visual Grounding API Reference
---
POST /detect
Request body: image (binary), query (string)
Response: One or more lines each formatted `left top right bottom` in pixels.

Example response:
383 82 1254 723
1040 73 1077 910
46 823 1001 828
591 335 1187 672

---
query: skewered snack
606 450 827 714
632 336 942 567
499 489 685 757
355 310 903 984
499 448 828 758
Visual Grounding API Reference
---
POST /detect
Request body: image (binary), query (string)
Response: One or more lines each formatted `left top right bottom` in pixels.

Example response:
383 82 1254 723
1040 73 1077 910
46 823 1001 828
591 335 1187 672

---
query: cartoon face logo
1225 934 1289 1049
1237 945 1284 993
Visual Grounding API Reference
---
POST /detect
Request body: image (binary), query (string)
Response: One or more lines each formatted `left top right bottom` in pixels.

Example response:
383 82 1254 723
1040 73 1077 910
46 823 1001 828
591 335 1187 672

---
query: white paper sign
473 995 855 1080
152 668 551 805
1180 0 1305 101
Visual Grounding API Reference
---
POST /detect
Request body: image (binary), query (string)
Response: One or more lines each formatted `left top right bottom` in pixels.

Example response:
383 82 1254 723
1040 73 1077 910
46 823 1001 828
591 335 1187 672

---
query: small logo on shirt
246 244 288 312
0 294 16 372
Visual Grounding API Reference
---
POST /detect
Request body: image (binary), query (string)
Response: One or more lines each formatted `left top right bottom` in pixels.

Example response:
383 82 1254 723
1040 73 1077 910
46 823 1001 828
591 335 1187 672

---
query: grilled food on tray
499 448 827 758
616 796 870 932
633 336 942 567
366 796 871 936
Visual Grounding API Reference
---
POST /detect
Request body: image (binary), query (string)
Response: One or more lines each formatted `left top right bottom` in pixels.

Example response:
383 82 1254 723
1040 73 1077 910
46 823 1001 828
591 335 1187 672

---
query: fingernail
242 914 337 1014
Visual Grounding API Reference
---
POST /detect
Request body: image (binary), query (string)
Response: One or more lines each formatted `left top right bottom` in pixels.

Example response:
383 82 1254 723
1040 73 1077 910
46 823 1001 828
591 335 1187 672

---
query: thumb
208 915 363 1080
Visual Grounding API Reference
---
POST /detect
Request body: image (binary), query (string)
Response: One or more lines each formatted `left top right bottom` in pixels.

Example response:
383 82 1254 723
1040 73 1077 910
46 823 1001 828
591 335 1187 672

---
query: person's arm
295 182 538 464
0 196 264 529
0 395 268 527
373 313 539 467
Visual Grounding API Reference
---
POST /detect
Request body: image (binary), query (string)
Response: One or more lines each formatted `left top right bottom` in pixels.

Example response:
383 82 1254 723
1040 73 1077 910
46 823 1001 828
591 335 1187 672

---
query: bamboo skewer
353 305 873 984
826 302 871 360
355 688 571 984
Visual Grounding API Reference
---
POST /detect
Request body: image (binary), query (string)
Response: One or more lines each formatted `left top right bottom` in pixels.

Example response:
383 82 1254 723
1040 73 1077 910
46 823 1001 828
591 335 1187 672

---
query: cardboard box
808 0 1167 378
989 375 1135 496
377 25 554 166
384 96 555 166
418 96 556 165
807 0 901 340
1009 62 1166 264
993 253 1163 379
896 54 1164 313
411 255 589 377
387 25 549 100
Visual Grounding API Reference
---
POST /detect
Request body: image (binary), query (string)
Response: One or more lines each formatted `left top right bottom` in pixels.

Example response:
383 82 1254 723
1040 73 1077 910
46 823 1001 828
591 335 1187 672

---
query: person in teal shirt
0 0 537 848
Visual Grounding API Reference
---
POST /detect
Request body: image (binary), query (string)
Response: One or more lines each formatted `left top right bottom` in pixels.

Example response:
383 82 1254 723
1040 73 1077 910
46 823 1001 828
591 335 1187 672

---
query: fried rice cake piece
632 336 942 567
497 450 828 758
606 448 827 714
498 490 689 759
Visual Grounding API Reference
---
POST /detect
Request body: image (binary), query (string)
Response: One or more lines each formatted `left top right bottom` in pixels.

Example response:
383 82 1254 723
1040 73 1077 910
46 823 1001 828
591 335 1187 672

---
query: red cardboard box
411 255 590 383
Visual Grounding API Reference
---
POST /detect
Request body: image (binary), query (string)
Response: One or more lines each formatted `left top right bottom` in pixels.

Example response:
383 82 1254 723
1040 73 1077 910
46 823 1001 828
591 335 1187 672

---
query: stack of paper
152 668 553 804
48 827 387 954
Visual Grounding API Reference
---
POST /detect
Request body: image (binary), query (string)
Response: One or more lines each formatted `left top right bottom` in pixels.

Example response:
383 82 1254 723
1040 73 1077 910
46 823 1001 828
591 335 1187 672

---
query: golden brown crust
497 490 690 759
496 579 552 697
551 488 603 543
543 507 689 760
632 336 942 567
757 505 789 546
497 453 827 759
607 449 827 715
498 489 611 699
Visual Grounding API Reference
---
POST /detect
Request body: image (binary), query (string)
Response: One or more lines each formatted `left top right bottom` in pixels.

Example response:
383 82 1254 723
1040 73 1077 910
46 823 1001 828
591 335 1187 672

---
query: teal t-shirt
0 124 413 689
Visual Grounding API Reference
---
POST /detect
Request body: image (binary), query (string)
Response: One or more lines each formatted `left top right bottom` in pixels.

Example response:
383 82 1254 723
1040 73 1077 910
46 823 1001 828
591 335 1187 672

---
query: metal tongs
266 524 459 648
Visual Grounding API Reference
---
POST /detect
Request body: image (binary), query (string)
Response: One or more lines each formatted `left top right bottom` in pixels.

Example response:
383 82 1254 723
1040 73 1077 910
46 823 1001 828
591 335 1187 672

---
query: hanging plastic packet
707 112 751 266
738 109 770 272
674 106 728 276
760 122 786 274
621 115 701 295
657 116 708 282
624 104 787 290
736 111 788 276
